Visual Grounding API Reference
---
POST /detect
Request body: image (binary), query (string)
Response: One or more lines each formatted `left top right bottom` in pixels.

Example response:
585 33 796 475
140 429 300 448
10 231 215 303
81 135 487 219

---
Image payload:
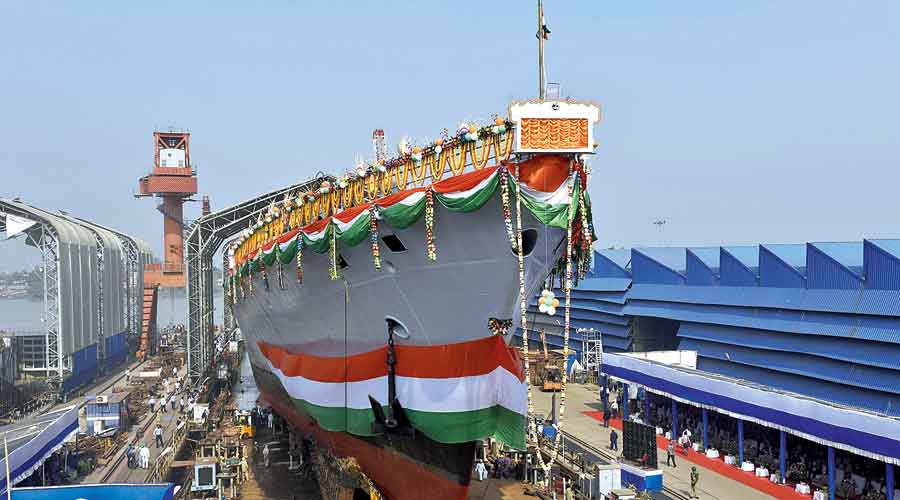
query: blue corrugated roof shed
687 247 720 272
575 238 900 417
813 241 864 275
723 245 760 271
596 249 631 272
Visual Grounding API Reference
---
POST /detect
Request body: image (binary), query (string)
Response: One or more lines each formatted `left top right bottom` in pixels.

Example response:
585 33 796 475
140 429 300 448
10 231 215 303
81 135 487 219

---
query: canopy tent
603 351 900 465
0 406 78 497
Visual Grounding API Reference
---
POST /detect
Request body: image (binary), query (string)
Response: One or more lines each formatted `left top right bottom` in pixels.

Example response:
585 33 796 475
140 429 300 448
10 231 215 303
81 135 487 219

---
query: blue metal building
513 240 900 500
518 240 900 418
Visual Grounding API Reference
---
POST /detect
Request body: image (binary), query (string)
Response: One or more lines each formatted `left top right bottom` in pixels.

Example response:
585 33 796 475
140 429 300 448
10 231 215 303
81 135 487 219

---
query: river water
0 291 224 333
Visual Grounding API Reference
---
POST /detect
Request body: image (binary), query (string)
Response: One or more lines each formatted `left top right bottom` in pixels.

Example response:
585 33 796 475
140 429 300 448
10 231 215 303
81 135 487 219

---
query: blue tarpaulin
11 484 175 500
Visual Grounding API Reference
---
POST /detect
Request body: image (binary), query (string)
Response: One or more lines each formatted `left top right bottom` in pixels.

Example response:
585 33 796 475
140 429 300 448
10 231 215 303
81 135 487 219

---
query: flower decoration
411 146 423 163
492 116 507 135
355 163 367 178
425 189 436 261
370 208 382 271
500 167 516 249
538 289 560 316
337 176 349 189
398 136 412 158
459 124 479 142
306 192 317 202
319 180 332 194
329 231 340 281
434 138 444 155
295 196 304 208
296 240 303 283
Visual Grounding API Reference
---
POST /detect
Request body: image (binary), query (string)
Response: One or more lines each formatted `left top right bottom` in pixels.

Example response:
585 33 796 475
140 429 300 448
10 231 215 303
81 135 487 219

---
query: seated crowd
602 384 896 500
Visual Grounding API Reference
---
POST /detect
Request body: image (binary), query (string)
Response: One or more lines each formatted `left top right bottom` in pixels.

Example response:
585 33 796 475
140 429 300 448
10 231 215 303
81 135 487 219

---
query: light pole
652 218 668 245
3 431 11 500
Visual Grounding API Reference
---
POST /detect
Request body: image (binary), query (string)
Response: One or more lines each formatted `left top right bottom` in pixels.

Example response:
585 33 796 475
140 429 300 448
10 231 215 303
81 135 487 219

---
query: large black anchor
368 318 415 437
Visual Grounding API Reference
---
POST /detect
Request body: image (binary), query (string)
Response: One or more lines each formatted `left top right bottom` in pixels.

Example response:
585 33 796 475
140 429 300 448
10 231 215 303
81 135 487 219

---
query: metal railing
148 419 188 483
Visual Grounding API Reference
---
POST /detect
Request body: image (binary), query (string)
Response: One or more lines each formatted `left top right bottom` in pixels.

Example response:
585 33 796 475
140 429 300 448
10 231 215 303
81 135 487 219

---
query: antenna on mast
537 0 546 99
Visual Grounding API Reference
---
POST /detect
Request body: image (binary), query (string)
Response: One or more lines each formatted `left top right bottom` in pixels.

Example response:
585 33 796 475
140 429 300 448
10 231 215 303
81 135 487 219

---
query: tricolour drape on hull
232 160 591 279
432 166 500 213
276 229 301 264
301 218 332 254
333 204 373 247
376 188 427 229
257 335 527 448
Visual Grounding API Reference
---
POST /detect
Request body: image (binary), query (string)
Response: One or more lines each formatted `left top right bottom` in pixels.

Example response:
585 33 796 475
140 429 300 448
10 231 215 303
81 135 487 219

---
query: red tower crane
136 131 198 288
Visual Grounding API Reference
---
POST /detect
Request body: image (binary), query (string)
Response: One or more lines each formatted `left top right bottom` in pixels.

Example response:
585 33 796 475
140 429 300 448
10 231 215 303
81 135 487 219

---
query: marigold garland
531 166 577 487
366 174 378 201
500 167 516 250
413 158 428 186
380 170 392 194
579 190 592 280
513 163 535 448
396 161 409 191
341 185 352 209
448 142 466 177
425 189 437 261
296 241 304 284
234 124 520 264
370 209 382 271
432 147 449 180
329 230 340 281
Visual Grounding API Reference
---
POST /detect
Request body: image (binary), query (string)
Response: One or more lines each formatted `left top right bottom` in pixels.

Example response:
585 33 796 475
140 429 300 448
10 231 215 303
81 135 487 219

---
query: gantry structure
0 199 151 393
184 177 325 382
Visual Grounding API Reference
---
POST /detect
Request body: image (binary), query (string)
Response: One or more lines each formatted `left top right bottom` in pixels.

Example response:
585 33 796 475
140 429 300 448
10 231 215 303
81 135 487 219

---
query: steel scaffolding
1 199 151 394
580 327 603 375
222 244 236 333
184 177 324 383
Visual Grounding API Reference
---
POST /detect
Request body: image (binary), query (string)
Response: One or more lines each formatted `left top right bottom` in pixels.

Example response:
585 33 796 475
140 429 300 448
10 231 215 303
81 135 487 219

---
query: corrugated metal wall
1 200 152 392
584 240 900 417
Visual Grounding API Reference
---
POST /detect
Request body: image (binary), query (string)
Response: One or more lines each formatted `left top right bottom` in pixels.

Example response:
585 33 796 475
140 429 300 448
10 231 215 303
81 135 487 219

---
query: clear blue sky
1 1 897 271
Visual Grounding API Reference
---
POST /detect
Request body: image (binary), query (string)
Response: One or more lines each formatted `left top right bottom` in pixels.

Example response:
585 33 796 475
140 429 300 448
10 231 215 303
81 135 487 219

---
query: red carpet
583 411 814 500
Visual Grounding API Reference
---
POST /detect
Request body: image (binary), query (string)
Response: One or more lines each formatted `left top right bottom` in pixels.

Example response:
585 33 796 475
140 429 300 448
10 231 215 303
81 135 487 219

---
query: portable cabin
85 391 130 435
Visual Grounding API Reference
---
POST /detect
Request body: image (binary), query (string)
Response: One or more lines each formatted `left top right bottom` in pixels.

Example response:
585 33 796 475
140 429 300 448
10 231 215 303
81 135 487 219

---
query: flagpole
538 0 545 99
4 434 11 500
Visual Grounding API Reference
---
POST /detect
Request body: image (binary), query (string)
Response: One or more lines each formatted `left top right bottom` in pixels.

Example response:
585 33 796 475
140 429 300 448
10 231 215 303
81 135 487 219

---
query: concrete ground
468 478 534 499
531 384 777 500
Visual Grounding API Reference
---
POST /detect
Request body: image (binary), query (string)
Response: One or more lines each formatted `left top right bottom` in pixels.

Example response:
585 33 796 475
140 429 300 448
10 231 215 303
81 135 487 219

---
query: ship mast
537 0 545 99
